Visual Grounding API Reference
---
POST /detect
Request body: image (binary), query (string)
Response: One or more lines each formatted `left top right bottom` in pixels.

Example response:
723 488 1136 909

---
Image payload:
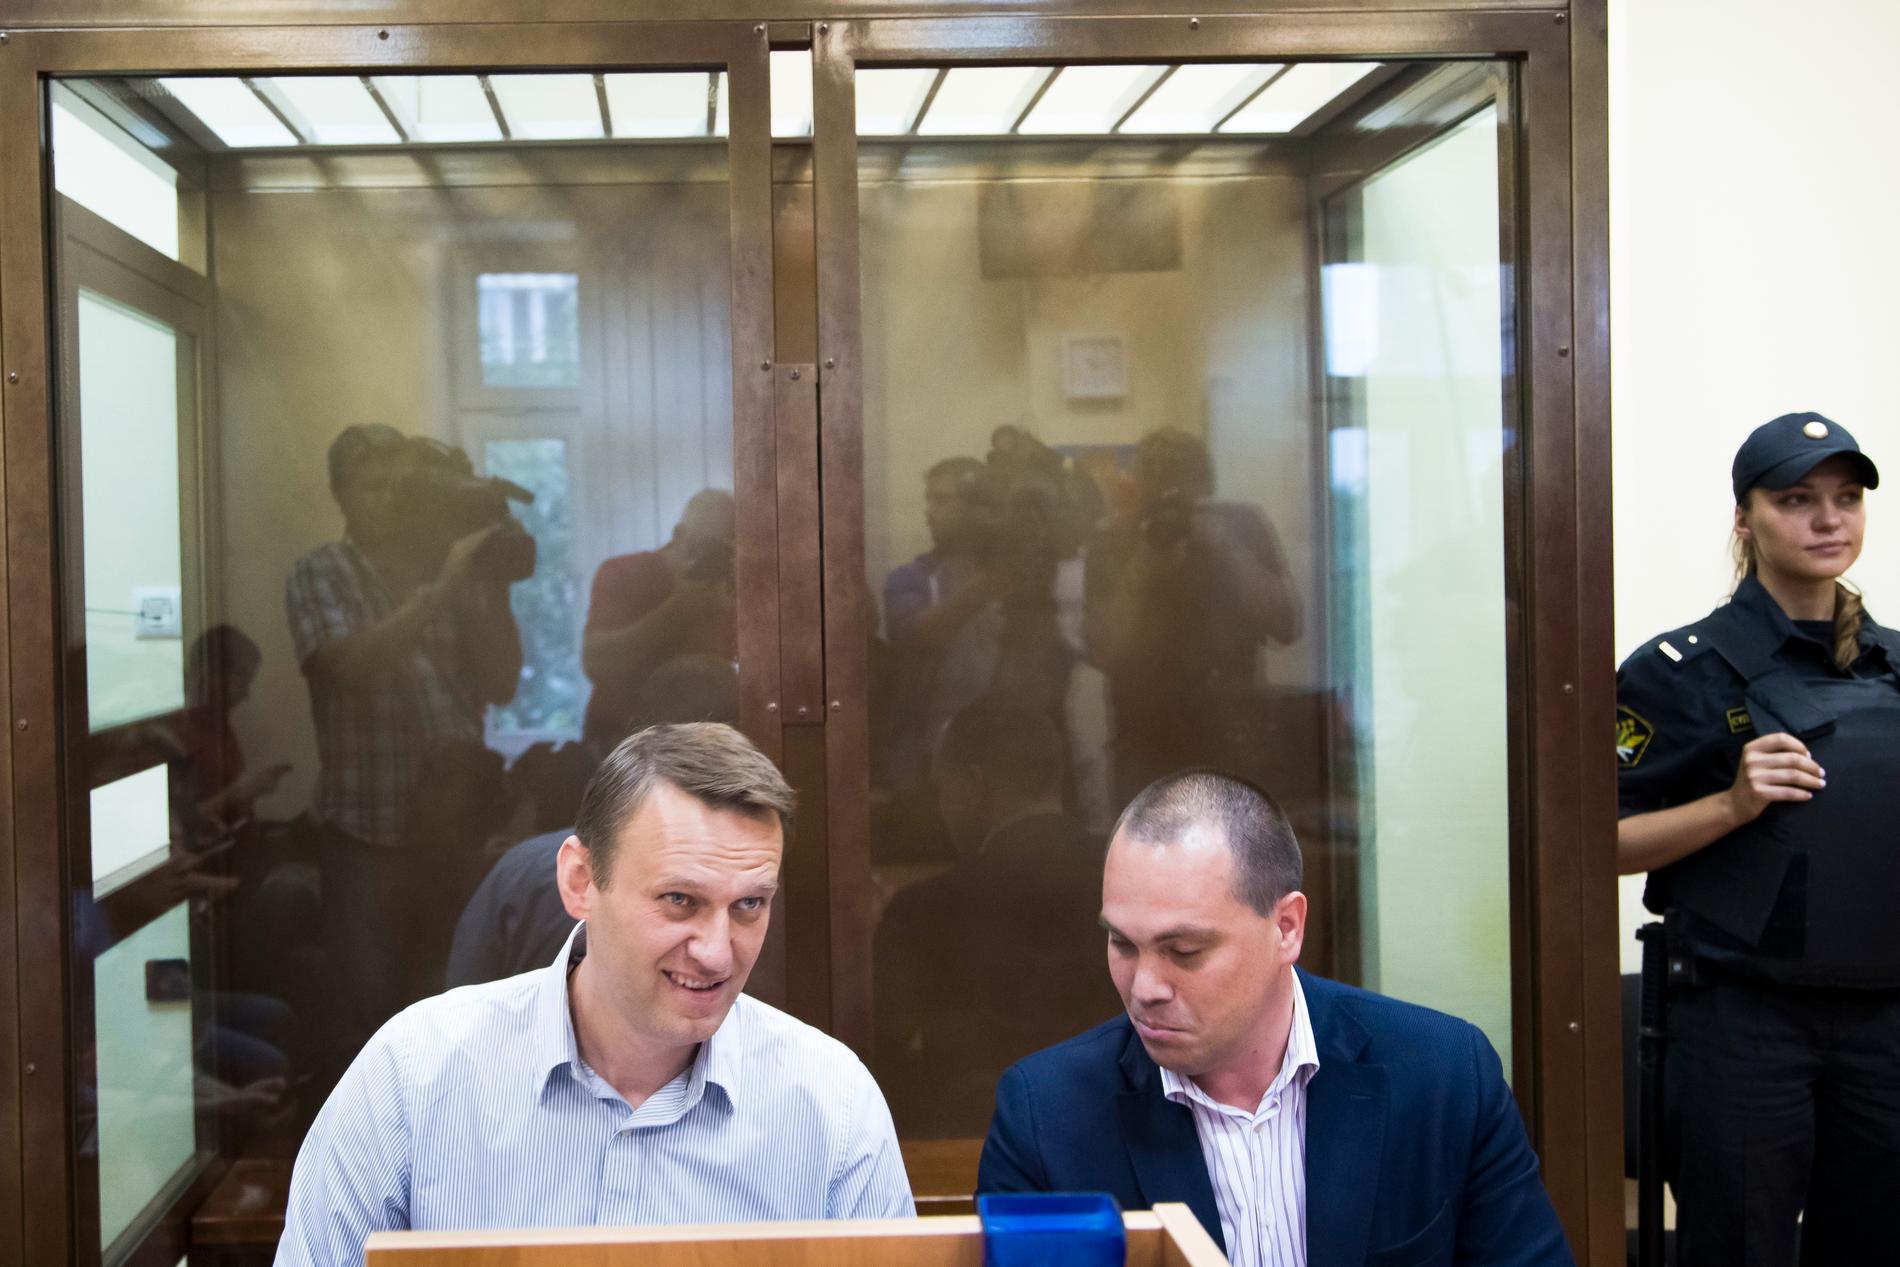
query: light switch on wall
132 586 182 640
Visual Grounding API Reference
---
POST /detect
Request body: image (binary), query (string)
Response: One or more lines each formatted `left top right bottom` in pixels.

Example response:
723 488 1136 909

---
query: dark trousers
318 825 425 1076
1668 972 1900 1267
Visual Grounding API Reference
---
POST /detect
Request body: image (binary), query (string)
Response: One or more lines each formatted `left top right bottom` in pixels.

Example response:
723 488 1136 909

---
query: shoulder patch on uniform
1643 624 1718 670
1726 706 1753 735
1616 706 1654 768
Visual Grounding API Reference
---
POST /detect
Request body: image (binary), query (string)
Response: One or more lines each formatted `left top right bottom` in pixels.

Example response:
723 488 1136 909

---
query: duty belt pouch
1661 908 1701 989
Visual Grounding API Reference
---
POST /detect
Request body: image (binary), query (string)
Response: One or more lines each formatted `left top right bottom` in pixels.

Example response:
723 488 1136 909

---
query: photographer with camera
579 488 738 747
285 423 527 1065
1083 427 1301 803
878 456 1078 814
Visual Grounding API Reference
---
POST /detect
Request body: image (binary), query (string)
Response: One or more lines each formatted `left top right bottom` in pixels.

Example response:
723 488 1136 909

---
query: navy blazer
977 971 1574 1267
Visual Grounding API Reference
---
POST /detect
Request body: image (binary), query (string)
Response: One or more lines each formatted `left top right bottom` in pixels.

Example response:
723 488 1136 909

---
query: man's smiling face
560 779 781 1050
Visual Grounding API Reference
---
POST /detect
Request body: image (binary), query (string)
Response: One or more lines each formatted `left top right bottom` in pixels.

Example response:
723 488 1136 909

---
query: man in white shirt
278 723 913 1267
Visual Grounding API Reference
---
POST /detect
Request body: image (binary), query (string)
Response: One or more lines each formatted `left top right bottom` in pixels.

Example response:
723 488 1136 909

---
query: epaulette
1642 619 1719 669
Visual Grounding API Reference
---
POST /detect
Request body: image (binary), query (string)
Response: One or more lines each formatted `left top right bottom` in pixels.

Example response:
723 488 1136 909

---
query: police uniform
1617 412 1900 1266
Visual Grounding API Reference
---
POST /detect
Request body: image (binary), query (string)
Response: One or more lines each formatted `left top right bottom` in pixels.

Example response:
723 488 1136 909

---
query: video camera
394 438 537 583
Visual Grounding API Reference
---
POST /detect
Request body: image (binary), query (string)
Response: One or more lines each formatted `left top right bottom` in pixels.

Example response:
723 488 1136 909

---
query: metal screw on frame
824 358 836 370
789 368 801 381
796 705 809 718
5 371 17 384
766 702 779 713
1189 18 1201 30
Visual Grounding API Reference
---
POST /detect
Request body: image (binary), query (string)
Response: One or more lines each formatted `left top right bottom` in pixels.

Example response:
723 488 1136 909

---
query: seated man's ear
556 835 596 920
1274 890 1308 966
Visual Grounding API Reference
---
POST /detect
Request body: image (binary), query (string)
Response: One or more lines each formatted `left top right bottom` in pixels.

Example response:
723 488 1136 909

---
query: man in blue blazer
978 770 1573 1267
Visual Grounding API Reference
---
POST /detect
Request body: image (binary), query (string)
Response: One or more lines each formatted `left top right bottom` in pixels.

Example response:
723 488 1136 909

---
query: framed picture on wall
1063 333 1129 401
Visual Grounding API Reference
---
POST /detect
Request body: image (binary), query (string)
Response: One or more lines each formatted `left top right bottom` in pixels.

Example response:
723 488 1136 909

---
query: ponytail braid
1834 582 1866 670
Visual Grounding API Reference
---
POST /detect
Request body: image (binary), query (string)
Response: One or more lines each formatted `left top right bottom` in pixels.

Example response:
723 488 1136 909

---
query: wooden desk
900 1138 982 1216
367 1203 1230 1267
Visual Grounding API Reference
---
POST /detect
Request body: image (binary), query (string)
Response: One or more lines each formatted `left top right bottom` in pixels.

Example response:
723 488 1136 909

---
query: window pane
93 903 197 1251
51 98 181 259
78 290 185 732
478 273 580 389
484 439 582 740
91 764 171 891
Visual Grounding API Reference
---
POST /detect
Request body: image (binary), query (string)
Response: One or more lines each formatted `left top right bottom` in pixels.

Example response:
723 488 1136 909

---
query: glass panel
53 69 738 1256
770 50 814 139
92 902 197 1251
1324 106 1510 1063
857 69 937 136
51 94 181 259
1018 65 1168 135
157 78 298 148
370 75 503 144
90 764 171 892
1220 62 1383 134
489 73 604 141
915 67 1053 136
856 61 1514 1137
1119 64 1277 134
78 290 185 732
604 72 713 139
262 77 402 146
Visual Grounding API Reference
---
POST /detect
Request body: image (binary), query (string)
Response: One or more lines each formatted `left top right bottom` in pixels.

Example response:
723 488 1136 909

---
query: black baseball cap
1731 412 1880 502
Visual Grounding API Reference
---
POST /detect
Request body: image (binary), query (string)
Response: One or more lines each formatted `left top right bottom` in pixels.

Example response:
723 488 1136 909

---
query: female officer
1616 411 1897 1267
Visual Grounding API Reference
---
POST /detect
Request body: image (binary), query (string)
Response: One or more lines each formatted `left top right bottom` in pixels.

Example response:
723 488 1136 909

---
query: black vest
1654 594 1900 986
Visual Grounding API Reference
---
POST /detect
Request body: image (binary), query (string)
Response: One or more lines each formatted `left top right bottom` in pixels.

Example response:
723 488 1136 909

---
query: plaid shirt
286 541 484 846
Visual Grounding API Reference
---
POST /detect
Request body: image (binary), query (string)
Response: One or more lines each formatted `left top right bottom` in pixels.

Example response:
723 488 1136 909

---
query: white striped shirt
1159 973 1320 1267
275 924 913 1267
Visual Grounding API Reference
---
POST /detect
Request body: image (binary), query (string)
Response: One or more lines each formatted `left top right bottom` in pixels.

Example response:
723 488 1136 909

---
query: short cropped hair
573 722 794 887
1111 769 1302 915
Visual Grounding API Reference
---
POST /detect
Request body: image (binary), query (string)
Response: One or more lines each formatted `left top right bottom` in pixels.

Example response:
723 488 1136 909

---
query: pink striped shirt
1159 973 1320 1267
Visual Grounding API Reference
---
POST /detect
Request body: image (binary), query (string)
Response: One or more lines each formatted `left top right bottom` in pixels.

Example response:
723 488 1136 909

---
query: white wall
1609 0 1900 970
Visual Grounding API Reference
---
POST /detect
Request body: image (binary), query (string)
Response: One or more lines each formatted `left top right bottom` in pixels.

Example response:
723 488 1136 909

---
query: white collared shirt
275 923 913 1267
1159 973 1321 1267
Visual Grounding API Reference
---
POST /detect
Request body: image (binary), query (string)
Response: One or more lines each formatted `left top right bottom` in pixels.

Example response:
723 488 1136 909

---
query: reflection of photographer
879 454 1079 800
392 437 538 586
285 423 527 1064
1084 428 1301 801
579 489 738 746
